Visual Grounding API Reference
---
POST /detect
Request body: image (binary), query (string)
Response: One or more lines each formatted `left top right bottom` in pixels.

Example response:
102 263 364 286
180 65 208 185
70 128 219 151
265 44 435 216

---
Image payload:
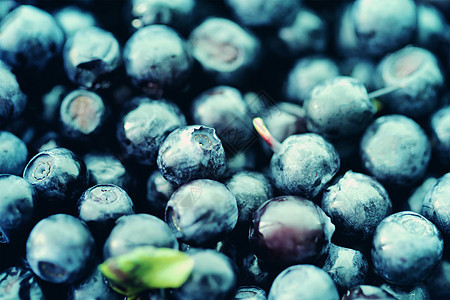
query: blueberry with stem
253 117 339 199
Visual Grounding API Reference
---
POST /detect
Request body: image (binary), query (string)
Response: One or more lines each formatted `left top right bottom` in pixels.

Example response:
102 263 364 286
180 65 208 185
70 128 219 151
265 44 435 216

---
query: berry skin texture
322 244 369 292
322 170 392 241
268 264 339 300
123 24 193 97
157 125 227 186
26 214 95 284
360 115 431 188
371 211 444 286
165 179 238 246
63 26 121 89
270 133 340 199
250 196 335 266
422 173 450 240
304 76 376 139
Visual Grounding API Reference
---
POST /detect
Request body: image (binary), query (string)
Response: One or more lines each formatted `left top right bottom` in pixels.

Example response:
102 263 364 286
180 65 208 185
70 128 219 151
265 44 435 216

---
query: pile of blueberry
0 0 450 299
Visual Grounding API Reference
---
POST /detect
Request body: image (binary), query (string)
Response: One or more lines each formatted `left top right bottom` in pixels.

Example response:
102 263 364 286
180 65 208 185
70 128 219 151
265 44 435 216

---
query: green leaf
99 246 194 297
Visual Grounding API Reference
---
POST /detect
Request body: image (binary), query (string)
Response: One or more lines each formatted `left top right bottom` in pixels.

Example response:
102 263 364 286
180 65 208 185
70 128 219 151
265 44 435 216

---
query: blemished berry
63 26 121 89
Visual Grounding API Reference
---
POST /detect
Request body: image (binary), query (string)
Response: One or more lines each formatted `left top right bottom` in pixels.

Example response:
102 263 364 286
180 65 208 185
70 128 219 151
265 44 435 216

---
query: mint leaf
99 246 194 297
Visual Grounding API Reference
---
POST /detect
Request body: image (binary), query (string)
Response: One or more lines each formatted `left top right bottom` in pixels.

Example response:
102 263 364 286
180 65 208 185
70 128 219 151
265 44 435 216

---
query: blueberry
77 184 134 235
26 214 95 284
284 56 340 105
270 133 340 199
0 131 28 176
0 266 44 299
342 285 396 300
189 17 261 86
234 286 267 300
117 97 186 166
191 86 254 153
165 179 238 246
0 5 64 72
322 170 392 241
128 0 195 33
53 5 98 37
123 24 193 97
41 85 66 124
273 8 328 58
250 196 335 267
59 89 108 141
226 171 273 228
68 263 122 300
322 244 369 292
103 213 178 259
334 4 361 58
63 27 121 89
360 115 431 187
422 173 450 240
304 76 377 139
416 3 448 51
145 169 175 218
22 147 89 215
374 46 444 118
171 249 238 300
371 211 443 285
0 61 27 127
157 125 227 186
224 0 300 28
84 152 133 191
0 174 35 244
351 0 417 57
430 105 450 166
268 264 339 300
406 176 437 213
